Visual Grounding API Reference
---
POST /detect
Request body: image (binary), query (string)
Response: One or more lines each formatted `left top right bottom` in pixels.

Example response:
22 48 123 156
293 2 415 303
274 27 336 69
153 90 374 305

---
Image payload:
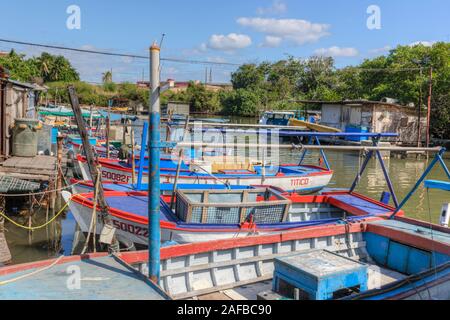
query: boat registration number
113 220 148 237
102 171 131 183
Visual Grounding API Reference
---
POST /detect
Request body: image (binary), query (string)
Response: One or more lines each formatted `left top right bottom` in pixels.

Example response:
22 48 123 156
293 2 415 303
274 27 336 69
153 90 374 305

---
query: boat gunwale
77 154 334 178
68 190 393 232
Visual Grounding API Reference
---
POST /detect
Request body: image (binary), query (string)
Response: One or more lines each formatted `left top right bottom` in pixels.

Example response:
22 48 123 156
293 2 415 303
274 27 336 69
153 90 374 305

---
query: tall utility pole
426 67 433 148
148 42 161 283
209 68 212 83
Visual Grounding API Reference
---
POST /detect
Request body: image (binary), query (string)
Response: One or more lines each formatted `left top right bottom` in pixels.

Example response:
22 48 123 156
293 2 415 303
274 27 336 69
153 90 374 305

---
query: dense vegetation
166 42 450 138
0 43 449 138
0 50 79 83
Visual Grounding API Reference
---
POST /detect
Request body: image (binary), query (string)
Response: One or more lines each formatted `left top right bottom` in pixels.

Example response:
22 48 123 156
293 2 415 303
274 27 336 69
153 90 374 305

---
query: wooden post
0 195 11 264
130 120 136 184
170 116 190 210
89 104 94 135
106 117 111 159
68 86 119 252
56 136 64 207
426 67 433 149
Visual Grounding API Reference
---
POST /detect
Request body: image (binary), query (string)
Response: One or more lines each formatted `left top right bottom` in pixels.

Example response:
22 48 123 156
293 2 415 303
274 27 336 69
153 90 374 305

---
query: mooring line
0 201 70 231
0 255 65 286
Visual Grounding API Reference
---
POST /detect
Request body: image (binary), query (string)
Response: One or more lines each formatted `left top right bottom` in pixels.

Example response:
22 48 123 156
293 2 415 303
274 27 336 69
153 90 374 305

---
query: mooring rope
0 201 70 231
0 180 82 197
0 255 65 286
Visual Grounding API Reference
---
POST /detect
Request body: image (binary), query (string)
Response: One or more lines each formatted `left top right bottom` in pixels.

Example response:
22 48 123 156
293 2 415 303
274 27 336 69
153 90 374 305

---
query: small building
305 100 427 145
0 68 47 159
161 101 190 116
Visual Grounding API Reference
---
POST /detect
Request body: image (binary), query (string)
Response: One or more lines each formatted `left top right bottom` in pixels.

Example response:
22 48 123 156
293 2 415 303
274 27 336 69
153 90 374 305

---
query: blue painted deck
99 191 393 231
328 194 393 215
369 219 450 245
0 255 168 300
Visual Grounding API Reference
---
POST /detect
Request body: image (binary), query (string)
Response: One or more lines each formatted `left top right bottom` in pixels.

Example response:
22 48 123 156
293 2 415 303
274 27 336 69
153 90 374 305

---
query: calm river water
3 116 450 265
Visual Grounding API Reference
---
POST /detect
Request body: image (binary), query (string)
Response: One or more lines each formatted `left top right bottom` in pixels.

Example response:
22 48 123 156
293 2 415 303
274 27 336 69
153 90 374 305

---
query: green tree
33 52 79 82
102 70 113 83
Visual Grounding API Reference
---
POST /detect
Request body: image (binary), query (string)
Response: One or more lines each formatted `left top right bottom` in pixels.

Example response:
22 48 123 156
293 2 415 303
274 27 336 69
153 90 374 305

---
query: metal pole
131 121 136 184
390 151 442 219
149 42 161 283
106 100 112 159
137 122 148 190
375 150 399 207
426 67 433 148
175 142 443 153
170 116 190 210
315 136 330 170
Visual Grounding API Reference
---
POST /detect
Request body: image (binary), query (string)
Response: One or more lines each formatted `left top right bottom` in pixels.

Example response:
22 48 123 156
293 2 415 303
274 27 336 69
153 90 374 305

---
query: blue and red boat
63 187 400 244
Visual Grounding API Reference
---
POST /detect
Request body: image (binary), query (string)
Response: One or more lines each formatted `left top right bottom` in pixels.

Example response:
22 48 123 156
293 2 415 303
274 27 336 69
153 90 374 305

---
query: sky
0 0 449 83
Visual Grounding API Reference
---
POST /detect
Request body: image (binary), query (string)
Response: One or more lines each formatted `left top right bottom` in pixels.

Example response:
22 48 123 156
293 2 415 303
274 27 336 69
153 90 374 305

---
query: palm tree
102 70 113 83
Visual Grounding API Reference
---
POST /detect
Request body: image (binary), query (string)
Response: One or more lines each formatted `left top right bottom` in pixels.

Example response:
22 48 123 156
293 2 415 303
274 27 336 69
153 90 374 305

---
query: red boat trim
78 155 334 178
0 253 108 276
70 190 388 233
119 222 368 263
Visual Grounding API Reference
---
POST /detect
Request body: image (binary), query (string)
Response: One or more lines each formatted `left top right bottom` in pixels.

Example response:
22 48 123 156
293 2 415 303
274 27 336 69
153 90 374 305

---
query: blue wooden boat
2 213 447 300
112 213 450 300
77 154 333 193
70 179 257 194
0 253 169 300
63 188 399 244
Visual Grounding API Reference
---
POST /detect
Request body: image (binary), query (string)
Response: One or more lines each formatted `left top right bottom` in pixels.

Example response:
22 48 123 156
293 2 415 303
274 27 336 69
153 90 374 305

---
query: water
3 116 449 265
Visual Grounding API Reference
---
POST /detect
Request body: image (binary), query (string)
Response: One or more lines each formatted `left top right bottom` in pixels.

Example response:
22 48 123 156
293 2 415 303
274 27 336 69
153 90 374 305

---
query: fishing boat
2 212 447 300
76 154 333 193
70 179 260 194
62 187 399 245
119 213 450 300
259 111 296 126
0 253 169 300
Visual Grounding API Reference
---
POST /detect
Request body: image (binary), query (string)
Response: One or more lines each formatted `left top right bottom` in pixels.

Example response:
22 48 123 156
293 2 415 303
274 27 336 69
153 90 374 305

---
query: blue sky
0 0 449 83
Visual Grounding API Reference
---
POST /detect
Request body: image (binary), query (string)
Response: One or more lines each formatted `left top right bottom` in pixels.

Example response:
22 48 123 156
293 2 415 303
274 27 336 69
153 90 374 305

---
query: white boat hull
63 191 275 245
78 159 332 194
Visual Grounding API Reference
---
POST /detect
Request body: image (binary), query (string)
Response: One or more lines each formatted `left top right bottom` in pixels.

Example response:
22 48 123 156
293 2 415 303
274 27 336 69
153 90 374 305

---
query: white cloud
257 0 287 15
369 45 392 55
409 41 435 47
207 33 252 51
314 46 359 57
237 17 330 45
261 36 283 48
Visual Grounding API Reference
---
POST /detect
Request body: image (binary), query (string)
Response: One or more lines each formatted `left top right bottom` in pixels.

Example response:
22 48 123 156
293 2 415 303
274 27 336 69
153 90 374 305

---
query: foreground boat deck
368 219 450 245
0 255 168 300
189 264 406 300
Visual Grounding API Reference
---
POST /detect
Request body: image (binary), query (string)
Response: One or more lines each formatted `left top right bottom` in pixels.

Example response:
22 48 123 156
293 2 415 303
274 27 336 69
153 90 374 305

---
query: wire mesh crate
175 188 292 224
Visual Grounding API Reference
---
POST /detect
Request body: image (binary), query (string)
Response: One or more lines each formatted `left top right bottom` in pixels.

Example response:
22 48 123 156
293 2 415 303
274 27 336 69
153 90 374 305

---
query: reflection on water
280 149 449 223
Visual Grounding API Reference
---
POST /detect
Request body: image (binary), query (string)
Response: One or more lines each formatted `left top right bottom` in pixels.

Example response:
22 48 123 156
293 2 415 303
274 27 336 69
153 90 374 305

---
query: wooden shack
312 100 427 145
0 70 47 159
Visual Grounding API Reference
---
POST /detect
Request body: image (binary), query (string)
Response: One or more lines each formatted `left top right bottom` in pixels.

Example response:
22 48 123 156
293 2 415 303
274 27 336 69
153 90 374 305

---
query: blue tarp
98 110 138 122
